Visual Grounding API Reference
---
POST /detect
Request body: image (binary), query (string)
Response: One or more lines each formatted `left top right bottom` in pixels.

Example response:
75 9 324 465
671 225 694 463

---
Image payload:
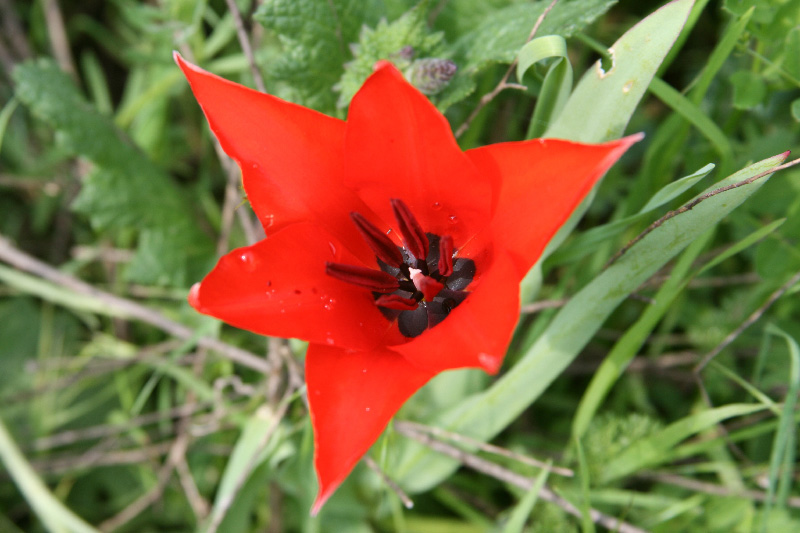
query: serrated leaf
255 0 384 113
334 2 447 109
730 70 767 109
13 60 213 286
453 0 617 71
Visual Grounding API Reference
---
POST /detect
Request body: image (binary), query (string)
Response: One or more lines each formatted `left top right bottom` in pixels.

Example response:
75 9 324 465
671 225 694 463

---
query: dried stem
694 269 800 372
0 235 272 374
638 471 800 508
42 0 77 81
454 0 559 139
396 421 573 477
364 455 415 509
397 424 647 533
224 0 266 93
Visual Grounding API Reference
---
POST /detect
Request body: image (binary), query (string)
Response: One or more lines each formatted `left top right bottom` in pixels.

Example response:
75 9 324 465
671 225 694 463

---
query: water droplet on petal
325 337 335 345
432 201 442 210
328 242 337 256
365 407 371 412
239 251 257 272
448 215 458 224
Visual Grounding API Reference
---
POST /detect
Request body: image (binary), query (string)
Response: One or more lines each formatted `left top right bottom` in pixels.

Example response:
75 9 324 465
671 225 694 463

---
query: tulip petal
189 223 399 350
307 343 434 514
344 62 492 247
394 250 519 375
175 53 374 260
466 134 642 279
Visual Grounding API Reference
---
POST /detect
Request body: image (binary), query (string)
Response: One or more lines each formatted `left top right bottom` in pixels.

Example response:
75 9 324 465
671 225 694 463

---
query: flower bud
407 58 457 95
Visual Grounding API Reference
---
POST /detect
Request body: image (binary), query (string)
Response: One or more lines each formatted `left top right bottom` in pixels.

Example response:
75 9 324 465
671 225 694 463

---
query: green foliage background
1 0 800 531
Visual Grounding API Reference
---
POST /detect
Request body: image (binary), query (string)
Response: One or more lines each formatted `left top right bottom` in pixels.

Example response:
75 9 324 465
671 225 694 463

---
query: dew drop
448 215 458 224
362 368 367 373
365 407 371 412
432 201 442 210
266 280 272 287
325 337 335 345
239 251 257 272
263 214 275 228
328 242 337 256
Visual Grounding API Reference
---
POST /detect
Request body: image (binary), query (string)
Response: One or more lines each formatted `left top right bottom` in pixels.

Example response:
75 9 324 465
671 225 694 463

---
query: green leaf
502 464 550 533
454 0 617 70
599 404 767 483
649 76 733 160
761 325 800 524
333 2 447 109
393 152 788 493
205 406 285 532
0 417 99 533
13 60 214 286
255 0 384 113
547 0 694 141
730 70 768 109
549 163 715 266
516 36 573 138
540 0 694 263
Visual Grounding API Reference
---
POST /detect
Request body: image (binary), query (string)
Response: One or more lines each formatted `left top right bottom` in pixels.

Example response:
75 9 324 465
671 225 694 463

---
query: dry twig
397 424 647 533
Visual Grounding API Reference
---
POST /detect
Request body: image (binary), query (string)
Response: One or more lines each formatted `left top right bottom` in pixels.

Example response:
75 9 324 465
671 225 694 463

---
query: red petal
394 251 520 374
466 135 642 279
175 53 373 261
344 62 492 247
188 223 396 350
307 343 434 514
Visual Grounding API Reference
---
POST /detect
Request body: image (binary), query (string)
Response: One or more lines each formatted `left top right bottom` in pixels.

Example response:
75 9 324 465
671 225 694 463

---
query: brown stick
396 424 648 533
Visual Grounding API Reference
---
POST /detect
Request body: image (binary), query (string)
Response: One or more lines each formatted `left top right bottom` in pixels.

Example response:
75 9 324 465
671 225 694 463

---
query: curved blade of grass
516 35 573 138
393 152 788 493
502 463 551 533
572 228 714 438
546 0 694 141
549 163 715 265
541 0 694 260
0 416 99 533
649 77 733 161
572 217 785 437
761 325 800 527
599 403 767 483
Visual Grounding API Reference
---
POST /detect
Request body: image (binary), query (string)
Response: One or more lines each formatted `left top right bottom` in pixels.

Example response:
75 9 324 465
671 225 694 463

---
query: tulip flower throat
326 198 474 338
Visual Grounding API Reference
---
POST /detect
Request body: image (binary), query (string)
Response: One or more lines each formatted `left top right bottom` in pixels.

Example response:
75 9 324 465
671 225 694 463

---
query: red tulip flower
176 52 639 513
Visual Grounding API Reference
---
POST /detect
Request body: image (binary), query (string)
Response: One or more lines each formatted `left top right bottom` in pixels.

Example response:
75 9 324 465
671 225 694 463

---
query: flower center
326 199 475 338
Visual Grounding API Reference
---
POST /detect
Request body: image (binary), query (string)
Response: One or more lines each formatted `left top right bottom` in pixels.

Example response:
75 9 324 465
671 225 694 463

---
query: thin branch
42 0 77 81
0 235 272 374
606 157 800 268
99 432 191 531
396 421 573 477
364 456 414 509
638 471 800 508
694 269 800 372
519 298 568 314
397 425 647 533
224 0 266 93
454 0 558 138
